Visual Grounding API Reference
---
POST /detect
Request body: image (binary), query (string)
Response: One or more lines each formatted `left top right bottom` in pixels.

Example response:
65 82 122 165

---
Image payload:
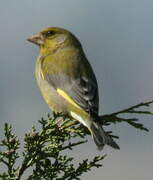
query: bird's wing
66 74 99 117
41 53 99 117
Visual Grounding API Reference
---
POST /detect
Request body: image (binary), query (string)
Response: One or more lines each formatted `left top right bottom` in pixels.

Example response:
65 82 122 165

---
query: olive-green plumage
28 27 119 150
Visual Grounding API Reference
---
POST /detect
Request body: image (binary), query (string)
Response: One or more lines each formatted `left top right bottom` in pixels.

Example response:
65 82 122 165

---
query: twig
109 100 153 116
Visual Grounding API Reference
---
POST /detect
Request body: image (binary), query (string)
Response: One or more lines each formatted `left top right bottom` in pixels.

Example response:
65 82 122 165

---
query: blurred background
0 0 153 179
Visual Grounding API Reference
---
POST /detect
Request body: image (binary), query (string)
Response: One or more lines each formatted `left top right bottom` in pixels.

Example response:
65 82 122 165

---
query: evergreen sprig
101 100 153 131
0 114 103 180
0 100 153 179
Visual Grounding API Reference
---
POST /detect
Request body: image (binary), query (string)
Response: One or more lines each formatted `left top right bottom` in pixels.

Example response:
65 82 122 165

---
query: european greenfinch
27 27 119 150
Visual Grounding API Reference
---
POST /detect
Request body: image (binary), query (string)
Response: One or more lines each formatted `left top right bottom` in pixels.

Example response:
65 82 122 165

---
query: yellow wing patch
57 88 90 127
57 88 82 110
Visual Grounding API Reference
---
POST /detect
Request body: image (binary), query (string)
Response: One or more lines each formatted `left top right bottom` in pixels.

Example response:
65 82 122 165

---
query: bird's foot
55 117 64 128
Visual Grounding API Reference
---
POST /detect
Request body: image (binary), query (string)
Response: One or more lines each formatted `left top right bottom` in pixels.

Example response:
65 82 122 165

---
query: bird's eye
46 31 55 36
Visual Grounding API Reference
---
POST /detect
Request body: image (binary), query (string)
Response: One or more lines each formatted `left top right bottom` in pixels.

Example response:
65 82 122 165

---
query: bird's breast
35 56 68 113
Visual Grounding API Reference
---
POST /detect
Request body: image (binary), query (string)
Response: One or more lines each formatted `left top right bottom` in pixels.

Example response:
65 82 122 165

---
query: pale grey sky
0 0 153 179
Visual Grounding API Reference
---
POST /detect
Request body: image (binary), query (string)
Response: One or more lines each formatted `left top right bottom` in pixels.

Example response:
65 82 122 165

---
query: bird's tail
90 121 120 150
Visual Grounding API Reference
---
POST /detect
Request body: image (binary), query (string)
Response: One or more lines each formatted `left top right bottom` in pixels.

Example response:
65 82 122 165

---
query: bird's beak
27 33 44 46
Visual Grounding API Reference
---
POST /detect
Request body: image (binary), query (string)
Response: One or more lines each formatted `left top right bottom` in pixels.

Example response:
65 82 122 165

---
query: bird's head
27 27 81 55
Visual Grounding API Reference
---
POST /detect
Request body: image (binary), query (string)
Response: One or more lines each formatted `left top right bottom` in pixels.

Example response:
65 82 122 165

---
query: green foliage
101 100 153 131
0 115 104 180
0 100 153 180
0 123 20 179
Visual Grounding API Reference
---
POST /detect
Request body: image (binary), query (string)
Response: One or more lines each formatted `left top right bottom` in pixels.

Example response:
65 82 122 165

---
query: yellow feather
57 88 92 128
57 88 82 110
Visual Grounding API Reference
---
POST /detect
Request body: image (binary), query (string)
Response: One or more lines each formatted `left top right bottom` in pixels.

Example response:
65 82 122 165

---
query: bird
27 27 119 150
